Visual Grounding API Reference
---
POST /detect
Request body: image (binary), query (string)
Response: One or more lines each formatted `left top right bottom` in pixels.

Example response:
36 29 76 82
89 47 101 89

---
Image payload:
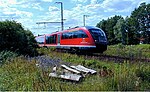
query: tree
129 2 150 44
113 18 126 44
0 20 38 56
125 17 139 44
96 2 150 45
96 15 123 45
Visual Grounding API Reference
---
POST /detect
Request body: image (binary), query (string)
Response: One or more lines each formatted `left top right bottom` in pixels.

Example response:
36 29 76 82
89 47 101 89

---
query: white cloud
136 0 150 7
23 0 150 35
99 0 150 13
101 0 133 12
17 11 33 18
42 0 53 2
91 0 98 4
45 3 102 28
0 0 30 7
49 6 59 11
2 6 33 18
72 0 88 3
0 0 16 7
1 0 150 35
64 0 137 27
32 3 44 11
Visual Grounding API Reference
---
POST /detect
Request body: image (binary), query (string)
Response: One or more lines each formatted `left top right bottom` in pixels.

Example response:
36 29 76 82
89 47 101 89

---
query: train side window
62 33 66 39
53 35 57 43
77 30 88 38
72 31 78 38
62 30 88 39
36 37 45 44
62 34 64 39
46 36 50 44
68 32 73 39
51 35 56 44
62 32 69 39
46 35 56 44
62 33 65 39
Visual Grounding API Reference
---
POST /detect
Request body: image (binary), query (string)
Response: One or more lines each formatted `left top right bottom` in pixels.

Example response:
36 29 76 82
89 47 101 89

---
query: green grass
0 45 150 91
104 44 150 59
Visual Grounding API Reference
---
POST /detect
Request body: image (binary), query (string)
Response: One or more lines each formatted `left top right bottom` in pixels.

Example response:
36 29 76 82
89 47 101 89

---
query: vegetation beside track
104 44 150 59
0 44 150 91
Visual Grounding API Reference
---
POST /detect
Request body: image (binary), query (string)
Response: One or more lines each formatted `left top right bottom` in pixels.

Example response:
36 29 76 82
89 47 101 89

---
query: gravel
26 55 61 69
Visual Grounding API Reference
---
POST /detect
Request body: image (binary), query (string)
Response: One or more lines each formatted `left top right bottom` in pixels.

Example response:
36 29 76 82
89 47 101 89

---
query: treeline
96 2 150 45
0 20 38 56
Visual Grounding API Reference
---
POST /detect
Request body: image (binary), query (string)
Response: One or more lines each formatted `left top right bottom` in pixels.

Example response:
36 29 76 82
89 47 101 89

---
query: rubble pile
49 64 97 82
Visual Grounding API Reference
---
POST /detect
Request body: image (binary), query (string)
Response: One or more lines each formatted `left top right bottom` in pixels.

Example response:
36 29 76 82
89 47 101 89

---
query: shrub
0 20 38 56
0 51 18 65
136 67 150 82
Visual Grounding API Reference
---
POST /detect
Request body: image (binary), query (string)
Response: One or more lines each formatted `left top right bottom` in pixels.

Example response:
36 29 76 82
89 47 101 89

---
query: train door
57 34 60 45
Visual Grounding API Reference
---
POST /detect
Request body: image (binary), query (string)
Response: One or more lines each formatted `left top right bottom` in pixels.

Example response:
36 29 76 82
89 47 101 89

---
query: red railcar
35 26 107 53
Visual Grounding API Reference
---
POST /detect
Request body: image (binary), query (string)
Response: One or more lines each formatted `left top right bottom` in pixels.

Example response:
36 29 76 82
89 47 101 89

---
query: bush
0 20 38 56
0 51 18 65
136 67 150 82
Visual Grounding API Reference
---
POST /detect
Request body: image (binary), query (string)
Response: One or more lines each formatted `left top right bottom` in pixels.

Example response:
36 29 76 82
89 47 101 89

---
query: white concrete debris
52 66 57 72
75 65 97 74
61 64 81 74
49 64 97 82
49 72 82 81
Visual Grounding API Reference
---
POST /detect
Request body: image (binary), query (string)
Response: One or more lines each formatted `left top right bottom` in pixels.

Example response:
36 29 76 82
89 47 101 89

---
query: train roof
84 26 101 30
65 26 100 30
35 26 102 37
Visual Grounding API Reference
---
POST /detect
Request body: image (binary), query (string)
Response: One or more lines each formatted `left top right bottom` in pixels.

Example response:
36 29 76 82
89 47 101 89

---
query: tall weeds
0 45 150 91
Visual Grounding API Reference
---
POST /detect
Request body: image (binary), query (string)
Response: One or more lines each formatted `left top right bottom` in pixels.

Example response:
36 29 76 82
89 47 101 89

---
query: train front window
89 29 105 37
89 29 106 41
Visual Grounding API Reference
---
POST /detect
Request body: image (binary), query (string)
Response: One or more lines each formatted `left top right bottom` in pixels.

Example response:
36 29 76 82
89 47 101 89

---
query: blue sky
0 0 150 35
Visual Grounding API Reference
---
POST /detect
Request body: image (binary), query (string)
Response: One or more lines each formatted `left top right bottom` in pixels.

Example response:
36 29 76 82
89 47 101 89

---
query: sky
0 0 150 35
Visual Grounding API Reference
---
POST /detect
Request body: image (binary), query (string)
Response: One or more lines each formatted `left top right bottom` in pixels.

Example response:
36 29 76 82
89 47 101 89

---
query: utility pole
56 2 64 31
83 15 89 26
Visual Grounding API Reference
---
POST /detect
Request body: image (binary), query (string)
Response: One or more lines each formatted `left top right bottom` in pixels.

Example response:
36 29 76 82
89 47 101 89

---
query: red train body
35 26 107 53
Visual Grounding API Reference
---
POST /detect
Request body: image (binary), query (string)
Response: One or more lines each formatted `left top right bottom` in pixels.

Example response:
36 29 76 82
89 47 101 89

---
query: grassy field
0 44 150 91
104 44 150 59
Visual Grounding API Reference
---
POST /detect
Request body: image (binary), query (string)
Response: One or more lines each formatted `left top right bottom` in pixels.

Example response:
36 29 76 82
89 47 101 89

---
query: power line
36 22 61 24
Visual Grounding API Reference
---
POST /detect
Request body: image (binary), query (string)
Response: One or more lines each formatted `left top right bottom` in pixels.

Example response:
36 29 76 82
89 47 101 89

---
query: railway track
83 53 150 63
56 50 150 63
